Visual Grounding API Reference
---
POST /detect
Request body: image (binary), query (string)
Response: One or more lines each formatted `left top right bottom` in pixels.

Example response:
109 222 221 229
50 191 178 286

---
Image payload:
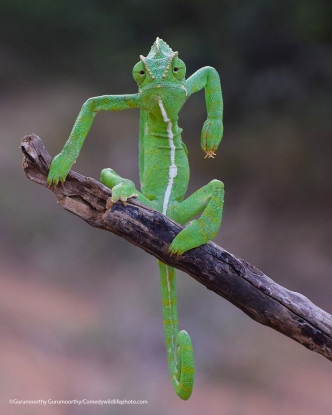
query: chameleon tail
158 261 194 400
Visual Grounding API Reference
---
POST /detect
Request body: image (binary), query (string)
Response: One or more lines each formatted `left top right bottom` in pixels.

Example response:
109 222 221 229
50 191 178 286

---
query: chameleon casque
47 38 224 400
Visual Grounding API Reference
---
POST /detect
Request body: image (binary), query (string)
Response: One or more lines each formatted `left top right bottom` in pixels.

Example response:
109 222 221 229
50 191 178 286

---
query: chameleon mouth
139 83 187 95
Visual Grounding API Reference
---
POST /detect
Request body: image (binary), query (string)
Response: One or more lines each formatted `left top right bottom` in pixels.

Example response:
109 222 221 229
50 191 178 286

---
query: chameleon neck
145 109 182 137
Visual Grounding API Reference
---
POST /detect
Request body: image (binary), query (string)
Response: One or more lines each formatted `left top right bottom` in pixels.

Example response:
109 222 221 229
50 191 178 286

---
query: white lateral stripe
158 98 169 122
166 266 175 348
158 99 178 215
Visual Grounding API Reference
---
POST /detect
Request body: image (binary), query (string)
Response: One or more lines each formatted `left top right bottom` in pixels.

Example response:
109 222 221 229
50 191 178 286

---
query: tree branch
21 134 332 361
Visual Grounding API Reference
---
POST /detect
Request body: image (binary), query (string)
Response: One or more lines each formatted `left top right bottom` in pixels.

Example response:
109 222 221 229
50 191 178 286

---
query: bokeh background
1 1 331 414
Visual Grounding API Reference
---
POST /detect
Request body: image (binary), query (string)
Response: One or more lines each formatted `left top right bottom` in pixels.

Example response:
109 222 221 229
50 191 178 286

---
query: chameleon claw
103 198 115 220
169 248 182 257
106 198 114 210
122 200 127 206
205 150 216 159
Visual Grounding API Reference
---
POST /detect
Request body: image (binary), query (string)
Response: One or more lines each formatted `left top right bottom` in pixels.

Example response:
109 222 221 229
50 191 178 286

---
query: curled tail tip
159 262 194 400
174 330 194 400
175 377 194 400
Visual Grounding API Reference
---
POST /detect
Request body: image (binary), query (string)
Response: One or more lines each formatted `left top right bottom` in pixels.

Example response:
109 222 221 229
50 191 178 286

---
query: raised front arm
186 67 223 157
47 94 139 186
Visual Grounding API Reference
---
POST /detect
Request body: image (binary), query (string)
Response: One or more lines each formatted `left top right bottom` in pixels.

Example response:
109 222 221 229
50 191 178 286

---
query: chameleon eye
172 57 186 80
133 61 146 85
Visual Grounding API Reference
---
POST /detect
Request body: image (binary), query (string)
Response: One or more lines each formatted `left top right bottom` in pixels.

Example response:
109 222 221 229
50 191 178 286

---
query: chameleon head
133 37 186 90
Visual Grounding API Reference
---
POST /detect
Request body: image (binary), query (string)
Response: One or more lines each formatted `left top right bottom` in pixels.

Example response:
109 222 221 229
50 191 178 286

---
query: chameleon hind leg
158 261 194 400
100 168 154 207
169 179 224 255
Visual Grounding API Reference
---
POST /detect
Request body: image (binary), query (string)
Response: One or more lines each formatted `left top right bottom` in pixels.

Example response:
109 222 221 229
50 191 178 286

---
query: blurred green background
0 1 331 414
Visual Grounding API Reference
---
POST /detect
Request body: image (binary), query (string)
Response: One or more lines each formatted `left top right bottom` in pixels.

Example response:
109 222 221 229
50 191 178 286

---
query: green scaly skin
47 38 224 400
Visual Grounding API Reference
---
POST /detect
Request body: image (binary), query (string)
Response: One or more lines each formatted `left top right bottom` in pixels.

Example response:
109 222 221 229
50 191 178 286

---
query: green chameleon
47 38 224 400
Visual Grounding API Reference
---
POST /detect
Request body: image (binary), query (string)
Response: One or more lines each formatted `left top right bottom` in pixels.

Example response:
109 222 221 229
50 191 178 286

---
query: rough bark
21 134 332 361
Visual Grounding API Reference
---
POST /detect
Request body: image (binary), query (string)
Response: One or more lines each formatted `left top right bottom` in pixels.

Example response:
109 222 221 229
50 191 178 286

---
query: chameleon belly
140 133 189 217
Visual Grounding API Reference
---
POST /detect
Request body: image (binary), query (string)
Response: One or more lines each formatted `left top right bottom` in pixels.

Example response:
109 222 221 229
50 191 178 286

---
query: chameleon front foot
47 152 74 187
169 219 213 255
204 149 216 159
101 169 138 205
111 181 138 204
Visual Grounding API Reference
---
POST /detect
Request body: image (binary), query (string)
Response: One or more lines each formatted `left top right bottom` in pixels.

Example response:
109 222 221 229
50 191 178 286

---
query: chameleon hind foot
169 179 224 255
169 219 214 255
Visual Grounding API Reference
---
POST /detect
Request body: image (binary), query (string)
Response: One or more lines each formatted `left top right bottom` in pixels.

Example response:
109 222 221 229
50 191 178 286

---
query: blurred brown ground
0 1 332 414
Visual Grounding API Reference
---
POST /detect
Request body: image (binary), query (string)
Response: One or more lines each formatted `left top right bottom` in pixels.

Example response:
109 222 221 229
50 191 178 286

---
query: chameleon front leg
186 66 223 158
47 94 139 186
100 168 154 207
169 179 224 255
